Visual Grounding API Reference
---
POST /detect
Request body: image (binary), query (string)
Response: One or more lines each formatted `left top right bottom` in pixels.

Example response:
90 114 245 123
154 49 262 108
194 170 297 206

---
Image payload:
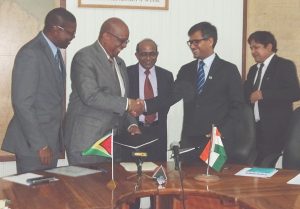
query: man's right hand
128 99 145 117
38 146 53 165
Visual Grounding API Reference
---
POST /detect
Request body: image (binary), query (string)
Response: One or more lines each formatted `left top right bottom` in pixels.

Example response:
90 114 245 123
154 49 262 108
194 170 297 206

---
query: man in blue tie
2 8 76 173
173 22 244 163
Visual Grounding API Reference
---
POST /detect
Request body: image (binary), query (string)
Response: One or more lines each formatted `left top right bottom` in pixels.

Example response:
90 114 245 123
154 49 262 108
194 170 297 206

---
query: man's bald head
99 17 129 58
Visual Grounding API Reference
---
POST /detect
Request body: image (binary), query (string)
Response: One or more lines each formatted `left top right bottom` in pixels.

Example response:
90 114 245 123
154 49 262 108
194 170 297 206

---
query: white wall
0 0 243 177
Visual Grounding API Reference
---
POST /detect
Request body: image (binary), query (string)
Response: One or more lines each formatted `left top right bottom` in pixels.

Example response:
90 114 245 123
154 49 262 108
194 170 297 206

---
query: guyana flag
82 132 112 158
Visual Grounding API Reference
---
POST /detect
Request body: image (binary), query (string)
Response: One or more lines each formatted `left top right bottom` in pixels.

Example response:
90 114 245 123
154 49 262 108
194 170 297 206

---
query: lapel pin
208 76 212 79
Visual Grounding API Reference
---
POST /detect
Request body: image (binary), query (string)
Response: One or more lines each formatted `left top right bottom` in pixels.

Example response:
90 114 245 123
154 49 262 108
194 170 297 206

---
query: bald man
64 17 143 165
118 39 174 162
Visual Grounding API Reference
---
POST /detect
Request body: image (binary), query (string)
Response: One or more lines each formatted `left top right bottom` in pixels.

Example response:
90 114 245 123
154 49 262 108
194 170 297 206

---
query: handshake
128 98 145 117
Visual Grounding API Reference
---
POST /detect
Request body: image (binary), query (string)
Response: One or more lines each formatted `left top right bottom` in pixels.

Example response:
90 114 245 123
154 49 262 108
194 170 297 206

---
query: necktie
55 49 63 73
144 70 156 124
253 63 264 90
197 61 205 94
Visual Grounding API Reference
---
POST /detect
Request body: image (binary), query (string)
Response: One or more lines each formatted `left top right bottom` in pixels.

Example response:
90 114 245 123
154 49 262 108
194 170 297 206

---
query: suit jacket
127 64 174 139
64 41 136 153
175 55 244 148
2 32 65 157
244 55 300 148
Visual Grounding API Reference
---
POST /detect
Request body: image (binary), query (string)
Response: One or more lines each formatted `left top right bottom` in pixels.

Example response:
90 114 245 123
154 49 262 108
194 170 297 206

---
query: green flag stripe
82 148 111 158
212 155 227 172
214 144 227 157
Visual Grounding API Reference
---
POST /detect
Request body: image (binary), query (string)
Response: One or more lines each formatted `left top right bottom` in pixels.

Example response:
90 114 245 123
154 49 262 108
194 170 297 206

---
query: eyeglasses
187 38 207 47
138 52 158 58
107 31 129 45
55 26 76 38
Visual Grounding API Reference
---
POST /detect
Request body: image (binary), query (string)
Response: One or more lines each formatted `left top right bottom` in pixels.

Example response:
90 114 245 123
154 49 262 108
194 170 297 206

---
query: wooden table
1 162 300 209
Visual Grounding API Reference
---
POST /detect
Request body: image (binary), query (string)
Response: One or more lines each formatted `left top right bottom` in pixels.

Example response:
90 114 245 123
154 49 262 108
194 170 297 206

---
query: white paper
235 167 278 178
120 162 158 172
2 173 43 185
46 166 102 177
287 173 300 185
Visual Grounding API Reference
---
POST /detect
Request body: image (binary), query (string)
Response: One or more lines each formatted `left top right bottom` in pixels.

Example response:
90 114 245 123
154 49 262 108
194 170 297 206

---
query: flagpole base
107 180 117 190
194 174 220 182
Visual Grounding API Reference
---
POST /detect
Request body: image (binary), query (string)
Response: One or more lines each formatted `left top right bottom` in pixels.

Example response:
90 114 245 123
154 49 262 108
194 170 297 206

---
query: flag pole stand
107 179 117 190
127 152 152 180
195 124 220 183
194 174 220 182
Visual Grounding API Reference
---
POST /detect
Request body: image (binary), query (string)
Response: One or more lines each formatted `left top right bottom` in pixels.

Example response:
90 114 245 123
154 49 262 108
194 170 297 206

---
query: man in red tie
119 39 174 162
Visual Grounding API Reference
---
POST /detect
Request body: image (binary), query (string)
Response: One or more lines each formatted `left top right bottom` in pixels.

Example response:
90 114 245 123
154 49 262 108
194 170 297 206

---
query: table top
1 162 300 209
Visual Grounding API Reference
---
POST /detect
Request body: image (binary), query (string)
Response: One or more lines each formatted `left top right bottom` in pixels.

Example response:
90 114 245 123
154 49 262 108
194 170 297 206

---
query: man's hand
250 90 263 103
128 99 145 117
38 146 53 165
128 125 142 135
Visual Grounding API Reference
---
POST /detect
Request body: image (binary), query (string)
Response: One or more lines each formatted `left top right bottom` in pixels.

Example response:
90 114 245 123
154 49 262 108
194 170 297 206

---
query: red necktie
144 70 156 124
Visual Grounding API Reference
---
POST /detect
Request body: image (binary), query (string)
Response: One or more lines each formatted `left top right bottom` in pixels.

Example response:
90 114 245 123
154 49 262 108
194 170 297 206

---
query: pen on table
27 177 57 186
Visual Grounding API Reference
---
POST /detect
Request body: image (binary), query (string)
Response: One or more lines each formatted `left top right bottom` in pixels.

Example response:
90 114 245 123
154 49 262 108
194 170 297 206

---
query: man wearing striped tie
173 22 244 163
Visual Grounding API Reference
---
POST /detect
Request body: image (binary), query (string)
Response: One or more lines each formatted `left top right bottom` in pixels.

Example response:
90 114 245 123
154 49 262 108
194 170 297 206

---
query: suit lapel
202 55 220 92
116 57 128 96
155 66 164 95
131 64 140 98
38 33 64 96
261 55 278 89
94 42 122 96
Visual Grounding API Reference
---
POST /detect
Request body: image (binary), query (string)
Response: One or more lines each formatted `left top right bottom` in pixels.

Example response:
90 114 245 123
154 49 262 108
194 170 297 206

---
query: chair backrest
282 107 300 170
230 104 257 165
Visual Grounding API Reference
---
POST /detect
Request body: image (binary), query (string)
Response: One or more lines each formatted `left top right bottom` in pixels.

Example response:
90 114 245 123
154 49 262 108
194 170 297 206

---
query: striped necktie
197 61 205 94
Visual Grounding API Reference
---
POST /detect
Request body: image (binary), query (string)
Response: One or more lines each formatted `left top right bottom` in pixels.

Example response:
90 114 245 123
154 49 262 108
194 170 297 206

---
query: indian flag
199 126 227 172
82 131 112 158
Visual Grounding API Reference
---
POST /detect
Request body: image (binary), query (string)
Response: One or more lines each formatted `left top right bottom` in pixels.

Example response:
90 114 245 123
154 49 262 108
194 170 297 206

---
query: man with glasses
173 22 244 163
118 39 174 162
64 17 144 165
244 31 300 166
2 8 76 174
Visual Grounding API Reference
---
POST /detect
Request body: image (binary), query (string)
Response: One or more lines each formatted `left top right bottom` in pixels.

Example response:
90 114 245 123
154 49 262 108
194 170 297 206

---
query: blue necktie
197 61 205 94
55 49 63 73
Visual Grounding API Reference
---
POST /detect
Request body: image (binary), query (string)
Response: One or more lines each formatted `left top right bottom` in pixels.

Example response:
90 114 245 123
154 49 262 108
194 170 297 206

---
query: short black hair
248 31 277 53
44 7 76 31
188 22 218 48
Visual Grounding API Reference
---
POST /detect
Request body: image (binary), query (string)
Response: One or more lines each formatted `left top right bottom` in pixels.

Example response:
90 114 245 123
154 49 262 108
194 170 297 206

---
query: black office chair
282 106 300 169
261 107 300 169
229 104 257 165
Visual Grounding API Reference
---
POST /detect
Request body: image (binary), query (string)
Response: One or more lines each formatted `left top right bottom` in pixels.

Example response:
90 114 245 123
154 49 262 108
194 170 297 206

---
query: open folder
114 138 158 150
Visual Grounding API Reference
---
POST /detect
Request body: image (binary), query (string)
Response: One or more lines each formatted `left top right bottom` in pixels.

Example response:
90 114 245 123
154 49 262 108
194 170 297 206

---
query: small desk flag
82 131 112 158
200 127 227 172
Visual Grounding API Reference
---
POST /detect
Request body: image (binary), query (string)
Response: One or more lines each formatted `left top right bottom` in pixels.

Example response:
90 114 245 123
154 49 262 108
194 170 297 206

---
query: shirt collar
98 40 114 61
42 32 59 57
258 53 275 68
138 63 155 73
198 53 216 68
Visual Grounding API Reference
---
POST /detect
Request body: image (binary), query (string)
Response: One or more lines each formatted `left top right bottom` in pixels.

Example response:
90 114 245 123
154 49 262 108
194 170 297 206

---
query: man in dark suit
64 17 143 165
116 39 173 209
2 8 76 174
174 22 244 163
122 39 174 162
244 31 300 166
